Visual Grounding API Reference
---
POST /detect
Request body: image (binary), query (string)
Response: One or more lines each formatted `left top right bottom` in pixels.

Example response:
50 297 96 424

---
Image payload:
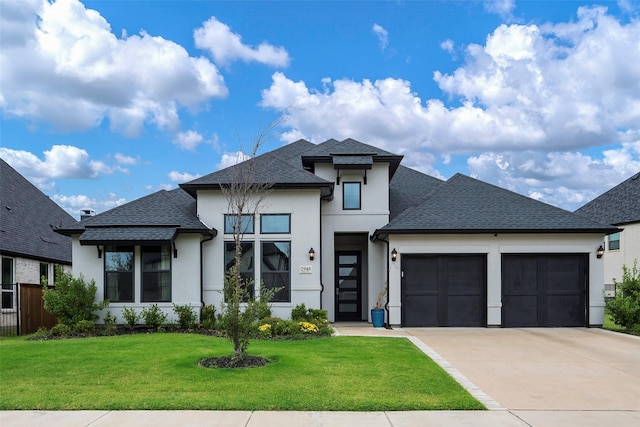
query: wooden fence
0 284 57 336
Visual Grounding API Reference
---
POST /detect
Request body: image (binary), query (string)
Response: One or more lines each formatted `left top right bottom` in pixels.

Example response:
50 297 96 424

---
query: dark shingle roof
0 159 75 263
375 173 619 238
389 165 445 219
55 188 214 243
575 172 640 225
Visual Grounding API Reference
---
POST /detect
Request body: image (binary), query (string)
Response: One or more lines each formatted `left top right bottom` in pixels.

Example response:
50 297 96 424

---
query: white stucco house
55 139 618 327
575 172 640 296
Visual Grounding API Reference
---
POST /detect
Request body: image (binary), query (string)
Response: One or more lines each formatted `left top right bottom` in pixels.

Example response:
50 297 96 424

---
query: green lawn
603 313 640 336
0 334 483 411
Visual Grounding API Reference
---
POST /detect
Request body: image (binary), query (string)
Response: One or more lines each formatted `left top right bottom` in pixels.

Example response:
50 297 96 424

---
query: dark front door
502 254 587 327
402 254 487 327
335 252 361 321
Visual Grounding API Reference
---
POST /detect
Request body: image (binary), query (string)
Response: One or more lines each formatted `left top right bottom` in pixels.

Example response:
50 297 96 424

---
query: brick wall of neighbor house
604 223 640 290
197 188 322 320
388 233 607 327
13 257 69 285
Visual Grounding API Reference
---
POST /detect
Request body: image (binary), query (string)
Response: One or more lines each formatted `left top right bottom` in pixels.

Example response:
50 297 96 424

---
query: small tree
606 259 640 330
42 267 108 327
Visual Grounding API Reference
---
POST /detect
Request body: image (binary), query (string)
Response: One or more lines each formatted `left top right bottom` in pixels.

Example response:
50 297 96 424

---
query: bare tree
217 118 284 358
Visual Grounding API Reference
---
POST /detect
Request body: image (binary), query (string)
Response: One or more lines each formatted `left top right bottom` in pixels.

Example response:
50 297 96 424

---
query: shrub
103 311 118 336
42 267 108 326
50 323 72 337
291 304 330 328
122 307 140 331
291 303 308 321
200 304 216 329
173 304 197 329
606 260 640 330
141 304 168 330
75 319 95 335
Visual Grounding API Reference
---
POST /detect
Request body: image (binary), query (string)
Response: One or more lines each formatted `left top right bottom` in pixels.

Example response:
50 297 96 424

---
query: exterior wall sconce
596 245 605 259
97 246 102 258
309 248 315 261
391 248 398 262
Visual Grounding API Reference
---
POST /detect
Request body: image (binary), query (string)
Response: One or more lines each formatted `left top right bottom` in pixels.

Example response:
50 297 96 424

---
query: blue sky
1 0 639 218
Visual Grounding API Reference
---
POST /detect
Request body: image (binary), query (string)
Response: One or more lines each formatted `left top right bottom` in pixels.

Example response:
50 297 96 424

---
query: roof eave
373 227 621 240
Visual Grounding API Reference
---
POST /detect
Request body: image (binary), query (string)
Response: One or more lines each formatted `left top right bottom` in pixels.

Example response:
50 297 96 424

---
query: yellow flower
259 323 271 332
299 321 319 334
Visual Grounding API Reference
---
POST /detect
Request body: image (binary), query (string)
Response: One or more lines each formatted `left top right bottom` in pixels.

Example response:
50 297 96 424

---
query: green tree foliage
42 267 108 326
606 260 640 330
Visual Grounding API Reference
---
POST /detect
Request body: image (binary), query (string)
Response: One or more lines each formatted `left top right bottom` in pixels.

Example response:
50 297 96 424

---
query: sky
1 0 640 219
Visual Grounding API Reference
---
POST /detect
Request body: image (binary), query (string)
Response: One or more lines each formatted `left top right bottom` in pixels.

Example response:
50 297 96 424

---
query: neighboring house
0 159 75 312
54 139 618 327
575 172 640 296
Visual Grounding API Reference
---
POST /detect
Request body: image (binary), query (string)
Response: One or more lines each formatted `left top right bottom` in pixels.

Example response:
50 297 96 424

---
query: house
575 172 640 296
0 158 75 311
54 138 618 327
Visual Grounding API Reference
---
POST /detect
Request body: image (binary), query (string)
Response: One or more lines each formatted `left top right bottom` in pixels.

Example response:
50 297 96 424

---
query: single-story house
55 139 618 327
1 158 75 311
575 172 640 296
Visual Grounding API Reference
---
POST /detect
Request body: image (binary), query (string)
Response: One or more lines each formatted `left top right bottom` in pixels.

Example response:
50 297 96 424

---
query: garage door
502 254 587 327
402 254 486 327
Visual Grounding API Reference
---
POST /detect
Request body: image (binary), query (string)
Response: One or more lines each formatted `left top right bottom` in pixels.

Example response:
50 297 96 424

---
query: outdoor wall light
596 245 605 259
97 246 102 259
308 248 315 261
391 248 398 262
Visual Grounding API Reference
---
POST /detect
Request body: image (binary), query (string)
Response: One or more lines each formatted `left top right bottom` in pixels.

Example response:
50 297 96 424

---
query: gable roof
574 172 640 226
374 173 619 239
389 165 445 219
54 188 215 244
0 159 75 264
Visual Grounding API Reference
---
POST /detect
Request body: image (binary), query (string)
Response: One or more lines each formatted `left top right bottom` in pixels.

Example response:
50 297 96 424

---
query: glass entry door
335 252 361 321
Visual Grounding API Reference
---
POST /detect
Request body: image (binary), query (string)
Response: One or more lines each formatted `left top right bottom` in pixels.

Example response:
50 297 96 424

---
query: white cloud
173 130 204 151
217 151 251 170
114 153 139 165
194 16 290 67
484 0 516 21
372 24 388 50
52 192 126 217
167 171 202 183
0 0 227 136
0 145 118 190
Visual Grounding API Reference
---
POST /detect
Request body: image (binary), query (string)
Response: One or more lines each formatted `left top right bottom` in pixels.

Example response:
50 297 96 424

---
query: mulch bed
199 355 270 368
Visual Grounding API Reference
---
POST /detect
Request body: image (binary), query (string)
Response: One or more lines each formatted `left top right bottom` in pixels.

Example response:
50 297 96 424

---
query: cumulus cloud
217 151 251 170
484 0 516 21
372 24 389 50
0 0 227 136
167 170 202 183
0 145 121 189
260 7 640 208
194 17 290 67
53 192 126 217
172 130 204 151
114 153 139 165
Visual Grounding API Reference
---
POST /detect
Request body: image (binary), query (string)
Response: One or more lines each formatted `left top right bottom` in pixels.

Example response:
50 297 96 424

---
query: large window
261 241 290 302
261 214 291 234
608 232 620 250
1 257 14 310
105 246 134 303
142 246 171 302
224 241 255 298
343 182 361 210
224 214 254 234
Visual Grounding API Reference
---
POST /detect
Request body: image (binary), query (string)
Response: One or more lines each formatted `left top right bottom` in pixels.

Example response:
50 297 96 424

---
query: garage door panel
547 295 584 327
503 256 538 292
503 295 539 327
402 255 486 327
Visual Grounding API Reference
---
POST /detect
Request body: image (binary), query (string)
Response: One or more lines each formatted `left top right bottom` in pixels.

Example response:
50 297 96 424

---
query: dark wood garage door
401 254 486 327
502 254 588 327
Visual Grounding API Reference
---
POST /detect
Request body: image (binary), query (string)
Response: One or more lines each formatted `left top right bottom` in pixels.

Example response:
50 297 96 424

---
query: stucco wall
387 233 607 327
197 188 322 320
604 222 640 287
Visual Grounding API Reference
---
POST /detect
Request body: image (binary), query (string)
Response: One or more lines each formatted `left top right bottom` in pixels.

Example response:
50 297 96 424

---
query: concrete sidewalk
3 325 639 426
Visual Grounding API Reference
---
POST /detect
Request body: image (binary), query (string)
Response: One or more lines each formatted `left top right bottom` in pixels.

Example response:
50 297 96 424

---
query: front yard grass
0 334 483 411
603 313 640 336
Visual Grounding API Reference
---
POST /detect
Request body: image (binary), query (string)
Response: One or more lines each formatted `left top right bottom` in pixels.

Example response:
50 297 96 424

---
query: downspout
319 199 324 309
382 238 391 329
200 233 214 309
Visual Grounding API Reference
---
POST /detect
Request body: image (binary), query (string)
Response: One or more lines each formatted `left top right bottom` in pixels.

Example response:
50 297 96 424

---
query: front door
335 252 361 321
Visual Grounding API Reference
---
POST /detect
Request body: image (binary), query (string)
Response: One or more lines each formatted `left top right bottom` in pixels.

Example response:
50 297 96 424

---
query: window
224 214 254 234
224 241 255 298
2 257 14 310
261 214 291 234
40 263 49 285
343 182 361 210
142 246 171 302
608 232 620 250
105 246 134 303
261 241 290 302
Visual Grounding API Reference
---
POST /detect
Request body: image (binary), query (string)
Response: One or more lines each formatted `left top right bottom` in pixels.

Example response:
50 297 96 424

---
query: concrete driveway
404 327 640 411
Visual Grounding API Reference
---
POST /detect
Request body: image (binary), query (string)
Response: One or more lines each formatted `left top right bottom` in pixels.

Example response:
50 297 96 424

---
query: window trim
608 232 620 251
224 214 255 235
141 245 172 303
260 214 291 234
104 246 135 303
1 257 16 311
342 182 362 210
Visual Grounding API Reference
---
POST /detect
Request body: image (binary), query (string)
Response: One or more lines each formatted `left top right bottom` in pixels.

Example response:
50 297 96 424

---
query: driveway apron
404 327 640 411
